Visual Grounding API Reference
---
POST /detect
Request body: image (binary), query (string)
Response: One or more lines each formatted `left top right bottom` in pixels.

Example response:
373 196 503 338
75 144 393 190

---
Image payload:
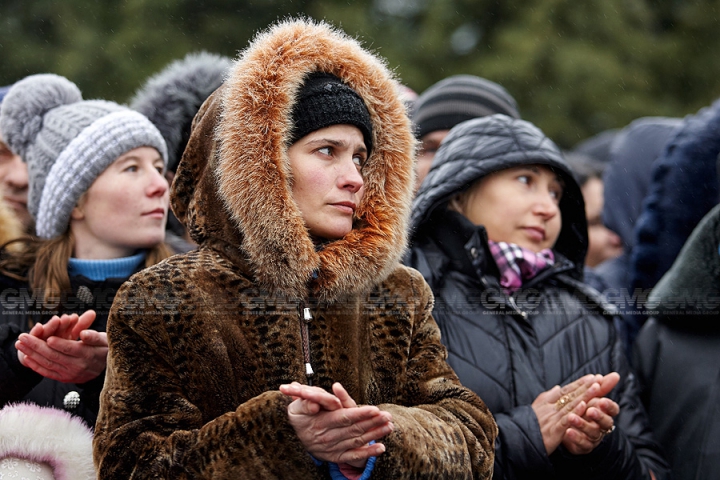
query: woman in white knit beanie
0 73 173 428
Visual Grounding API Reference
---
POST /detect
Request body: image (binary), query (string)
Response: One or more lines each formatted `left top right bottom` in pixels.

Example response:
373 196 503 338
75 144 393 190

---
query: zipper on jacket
521 258 575 291
481 274 528 319
506 259 575 319
298 302 314 386
507 295 527 319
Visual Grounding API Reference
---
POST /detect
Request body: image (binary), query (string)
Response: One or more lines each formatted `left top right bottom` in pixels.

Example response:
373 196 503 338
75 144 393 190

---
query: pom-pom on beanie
130 51 232 173
0 74 168 239
289 72 374 153
412 74 520 139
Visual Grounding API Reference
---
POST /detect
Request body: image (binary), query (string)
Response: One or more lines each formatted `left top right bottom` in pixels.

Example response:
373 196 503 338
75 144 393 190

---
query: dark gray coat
634 202 720 480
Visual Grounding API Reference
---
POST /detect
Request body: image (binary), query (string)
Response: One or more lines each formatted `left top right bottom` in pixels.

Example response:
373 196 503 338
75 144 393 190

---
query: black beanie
290 72 373 153
412 74 520 139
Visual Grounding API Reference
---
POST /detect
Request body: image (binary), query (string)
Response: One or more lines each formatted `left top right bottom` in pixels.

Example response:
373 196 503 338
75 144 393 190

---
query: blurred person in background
597 117 681 355
0 74 173 428
398 83 418 112
632 98 720 294
564 151 622 269
411 74 520 193
571 128 619 165
0 85 32 234
596 117 681 295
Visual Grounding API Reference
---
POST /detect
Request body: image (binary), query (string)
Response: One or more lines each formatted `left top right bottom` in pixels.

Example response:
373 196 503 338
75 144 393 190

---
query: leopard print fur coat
93 19 497 479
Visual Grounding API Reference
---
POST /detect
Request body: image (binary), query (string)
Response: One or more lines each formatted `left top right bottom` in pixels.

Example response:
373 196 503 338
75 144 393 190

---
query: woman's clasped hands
280 382 393 474
532 372 621 455
15 310 108 384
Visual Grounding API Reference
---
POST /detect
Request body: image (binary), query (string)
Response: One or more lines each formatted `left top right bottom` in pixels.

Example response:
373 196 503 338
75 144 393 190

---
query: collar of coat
170 19 416 303
649 203 720 324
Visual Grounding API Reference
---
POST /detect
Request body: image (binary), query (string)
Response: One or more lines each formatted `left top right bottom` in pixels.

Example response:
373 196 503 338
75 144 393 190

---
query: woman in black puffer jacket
406 114 669 480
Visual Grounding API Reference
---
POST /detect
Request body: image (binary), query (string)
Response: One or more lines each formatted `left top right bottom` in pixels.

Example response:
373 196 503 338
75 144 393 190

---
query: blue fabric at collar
310 440 377 480
68 252 146 281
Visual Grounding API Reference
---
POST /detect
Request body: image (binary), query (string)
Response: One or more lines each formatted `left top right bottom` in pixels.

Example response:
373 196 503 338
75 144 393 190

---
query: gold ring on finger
555 395 571 411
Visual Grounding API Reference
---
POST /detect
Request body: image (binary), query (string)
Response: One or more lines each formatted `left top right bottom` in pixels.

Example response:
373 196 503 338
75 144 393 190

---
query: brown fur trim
172 19 416 302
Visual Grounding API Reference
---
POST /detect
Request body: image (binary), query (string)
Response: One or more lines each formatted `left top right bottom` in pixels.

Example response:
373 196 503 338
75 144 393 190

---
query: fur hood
648 202 720 324
631 106 720 290
171 19 415 303
0 403 95 480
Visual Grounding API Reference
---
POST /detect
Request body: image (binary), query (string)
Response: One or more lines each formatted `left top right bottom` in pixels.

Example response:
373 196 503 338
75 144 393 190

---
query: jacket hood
603 116 681 248
630 103 720 291
649 203 720 321
171 19 415 302
572 128 619 164
411 114 588 273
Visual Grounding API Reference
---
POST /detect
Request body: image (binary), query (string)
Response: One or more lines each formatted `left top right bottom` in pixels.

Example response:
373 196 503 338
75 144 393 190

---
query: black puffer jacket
634 203 720 480
0 271 133 428
406 115 669 480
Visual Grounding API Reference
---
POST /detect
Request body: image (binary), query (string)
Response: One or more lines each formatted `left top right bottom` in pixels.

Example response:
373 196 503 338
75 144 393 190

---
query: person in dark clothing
0 73 173 428
597 116 681 294
411 74 520 193
597 116 682 354
633 202 720 480
631 99 720 293
571 128 619 165
406 114 669 479
563 151 622 270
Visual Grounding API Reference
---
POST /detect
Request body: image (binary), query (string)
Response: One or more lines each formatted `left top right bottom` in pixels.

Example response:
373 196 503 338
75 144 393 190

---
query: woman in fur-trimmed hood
94 18 497 479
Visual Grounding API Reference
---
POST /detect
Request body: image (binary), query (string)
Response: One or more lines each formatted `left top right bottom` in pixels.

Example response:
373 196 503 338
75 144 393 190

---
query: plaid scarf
488 240 555 293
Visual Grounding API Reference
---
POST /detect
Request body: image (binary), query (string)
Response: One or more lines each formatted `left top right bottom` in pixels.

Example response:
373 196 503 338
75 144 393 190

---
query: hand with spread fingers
531 373 607 455
280 382 393 470
561 372 620 454
15 310 107 384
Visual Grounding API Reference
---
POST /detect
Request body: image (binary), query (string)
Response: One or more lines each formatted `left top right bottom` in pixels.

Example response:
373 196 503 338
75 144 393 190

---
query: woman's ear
71 193 88 220
70 205 85 220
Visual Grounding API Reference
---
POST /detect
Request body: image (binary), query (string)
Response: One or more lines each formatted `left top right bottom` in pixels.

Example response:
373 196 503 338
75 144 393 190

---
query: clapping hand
561 372 620 454
532 373 613 455
280 382 393 470
16 310 108 384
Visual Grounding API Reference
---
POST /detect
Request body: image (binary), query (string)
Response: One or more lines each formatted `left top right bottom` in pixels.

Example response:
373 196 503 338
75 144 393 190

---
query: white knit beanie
0 74 168 239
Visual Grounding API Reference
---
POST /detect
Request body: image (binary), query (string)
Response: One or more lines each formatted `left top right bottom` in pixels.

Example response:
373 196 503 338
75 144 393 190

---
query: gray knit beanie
0 74 168 239
412 74 520 139
130 52 232 173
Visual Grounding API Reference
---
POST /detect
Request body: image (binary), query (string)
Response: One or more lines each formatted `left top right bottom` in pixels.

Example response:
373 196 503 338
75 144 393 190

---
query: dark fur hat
130 52 232 172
